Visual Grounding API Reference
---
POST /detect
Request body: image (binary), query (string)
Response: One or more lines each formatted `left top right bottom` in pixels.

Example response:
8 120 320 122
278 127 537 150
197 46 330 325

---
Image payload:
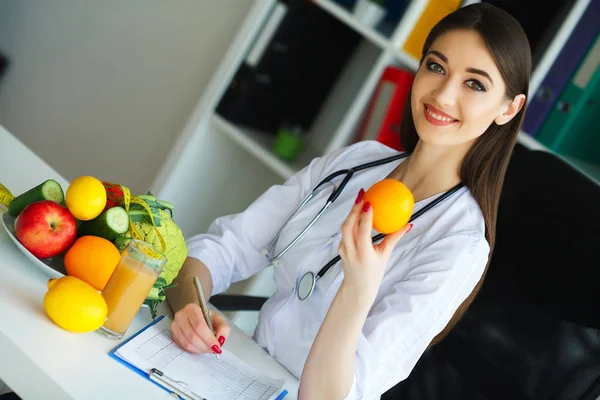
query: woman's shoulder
414 187 489 259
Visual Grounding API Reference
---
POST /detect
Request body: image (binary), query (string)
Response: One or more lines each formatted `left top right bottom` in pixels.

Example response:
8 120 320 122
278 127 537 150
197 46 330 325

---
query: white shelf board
312 0 390 50
393 49 420 72
517 131 600 186
313 0 420 72
561 156 600 186
211 114 320 180
517 131 550 152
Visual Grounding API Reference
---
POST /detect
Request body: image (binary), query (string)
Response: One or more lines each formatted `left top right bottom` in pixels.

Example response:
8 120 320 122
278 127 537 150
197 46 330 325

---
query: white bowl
2 211 66 279
2 211 149 308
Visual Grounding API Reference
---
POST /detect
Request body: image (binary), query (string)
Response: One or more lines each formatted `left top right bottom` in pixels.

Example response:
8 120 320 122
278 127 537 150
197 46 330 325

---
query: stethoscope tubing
296 180 464 300
265 153 413 264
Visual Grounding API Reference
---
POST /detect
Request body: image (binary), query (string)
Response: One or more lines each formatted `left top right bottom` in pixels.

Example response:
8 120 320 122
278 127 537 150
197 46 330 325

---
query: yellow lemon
43 276 108 333
65 176 107 220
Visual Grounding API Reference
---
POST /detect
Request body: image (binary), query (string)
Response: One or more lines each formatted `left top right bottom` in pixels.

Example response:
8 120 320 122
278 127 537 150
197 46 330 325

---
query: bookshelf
151 0 597 331
155 0 597 235
516 0 598 184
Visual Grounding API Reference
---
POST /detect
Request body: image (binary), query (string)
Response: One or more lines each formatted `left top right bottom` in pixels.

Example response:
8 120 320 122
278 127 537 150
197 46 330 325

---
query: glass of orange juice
96 239 167 340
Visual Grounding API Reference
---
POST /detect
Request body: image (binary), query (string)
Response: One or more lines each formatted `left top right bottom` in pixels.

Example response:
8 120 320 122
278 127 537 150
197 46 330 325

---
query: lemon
65 176 107 220
43 276 108 333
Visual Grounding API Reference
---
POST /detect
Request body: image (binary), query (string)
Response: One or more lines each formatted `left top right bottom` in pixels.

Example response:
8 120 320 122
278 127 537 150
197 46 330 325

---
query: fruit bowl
2 211 150 309
2 211 66 279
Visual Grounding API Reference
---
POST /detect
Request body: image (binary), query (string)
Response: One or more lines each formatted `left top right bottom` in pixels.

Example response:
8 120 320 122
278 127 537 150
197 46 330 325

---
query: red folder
355 66 415 151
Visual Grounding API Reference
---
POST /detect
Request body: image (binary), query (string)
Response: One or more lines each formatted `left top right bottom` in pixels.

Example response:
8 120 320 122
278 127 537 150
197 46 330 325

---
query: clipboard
108 315 289 400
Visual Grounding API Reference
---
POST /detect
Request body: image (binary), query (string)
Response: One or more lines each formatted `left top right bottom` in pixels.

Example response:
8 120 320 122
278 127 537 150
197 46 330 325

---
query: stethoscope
261 152 465 301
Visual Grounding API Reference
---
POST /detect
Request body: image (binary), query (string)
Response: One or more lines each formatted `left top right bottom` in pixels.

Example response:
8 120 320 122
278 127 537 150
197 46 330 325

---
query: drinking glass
96 239 167 340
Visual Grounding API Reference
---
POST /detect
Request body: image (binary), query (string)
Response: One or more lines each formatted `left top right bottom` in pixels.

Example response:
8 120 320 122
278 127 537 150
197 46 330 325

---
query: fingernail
218 336 225 346
355 189 365 205
212 344 222 354
406 223 413 233
362 202 371 212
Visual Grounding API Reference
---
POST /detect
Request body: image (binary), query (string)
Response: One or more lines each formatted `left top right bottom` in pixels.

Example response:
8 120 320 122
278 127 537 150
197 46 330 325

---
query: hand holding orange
363 179 414 234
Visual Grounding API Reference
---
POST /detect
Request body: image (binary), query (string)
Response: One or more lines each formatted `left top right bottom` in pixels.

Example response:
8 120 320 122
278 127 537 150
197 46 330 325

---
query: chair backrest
384 144 600 399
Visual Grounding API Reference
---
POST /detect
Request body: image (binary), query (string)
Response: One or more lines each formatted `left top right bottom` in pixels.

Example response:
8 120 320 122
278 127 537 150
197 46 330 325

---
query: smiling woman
399 3 531 345
165 3 533 400
409 30 526 147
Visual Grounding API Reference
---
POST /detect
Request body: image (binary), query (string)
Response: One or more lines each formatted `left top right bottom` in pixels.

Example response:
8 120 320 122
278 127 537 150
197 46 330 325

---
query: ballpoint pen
193 276 221 362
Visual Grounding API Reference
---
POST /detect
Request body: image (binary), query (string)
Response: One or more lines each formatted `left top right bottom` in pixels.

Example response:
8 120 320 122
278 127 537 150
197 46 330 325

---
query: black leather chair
383 143 600 399
210 143 600 399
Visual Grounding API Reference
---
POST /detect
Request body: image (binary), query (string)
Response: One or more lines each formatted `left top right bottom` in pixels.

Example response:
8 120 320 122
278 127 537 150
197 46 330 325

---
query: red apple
15 200 77 259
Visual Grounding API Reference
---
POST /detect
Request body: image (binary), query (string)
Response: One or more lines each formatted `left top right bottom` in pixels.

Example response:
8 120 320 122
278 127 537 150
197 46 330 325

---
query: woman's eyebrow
466 67 494 86
427 50 447 63
426 49 494 86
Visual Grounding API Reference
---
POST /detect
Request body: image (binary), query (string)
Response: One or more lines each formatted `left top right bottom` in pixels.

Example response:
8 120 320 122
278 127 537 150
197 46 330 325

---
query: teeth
427 107 454 122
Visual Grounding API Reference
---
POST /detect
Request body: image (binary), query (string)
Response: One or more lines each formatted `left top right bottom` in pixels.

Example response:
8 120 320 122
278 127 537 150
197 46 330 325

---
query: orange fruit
363 179 415 234
64 235 121 291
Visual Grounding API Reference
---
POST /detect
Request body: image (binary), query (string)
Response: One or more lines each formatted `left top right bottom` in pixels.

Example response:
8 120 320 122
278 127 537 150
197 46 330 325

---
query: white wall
0 0 253 195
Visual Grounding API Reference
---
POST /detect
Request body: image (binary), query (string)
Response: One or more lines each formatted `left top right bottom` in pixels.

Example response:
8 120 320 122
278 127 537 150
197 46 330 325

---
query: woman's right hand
171 303 231 355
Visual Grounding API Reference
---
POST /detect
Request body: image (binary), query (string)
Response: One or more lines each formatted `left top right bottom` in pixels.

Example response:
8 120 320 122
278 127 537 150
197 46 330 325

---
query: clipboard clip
149 368 205 400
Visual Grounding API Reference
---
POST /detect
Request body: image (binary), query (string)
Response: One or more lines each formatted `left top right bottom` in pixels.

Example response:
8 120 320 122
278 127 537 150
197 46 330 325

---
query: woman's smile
424 103 459 126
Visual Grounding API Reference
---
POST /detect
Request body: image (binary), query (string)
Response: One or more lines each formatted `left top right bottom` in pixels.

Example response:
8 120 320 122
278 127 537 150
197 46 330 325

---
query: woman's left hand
338 188 412 300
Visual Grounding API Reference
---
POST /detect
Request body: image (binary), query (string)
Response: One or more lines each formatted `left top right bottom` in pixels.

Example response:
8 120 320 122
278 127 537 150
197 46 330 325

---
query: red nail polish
218 336 225 346
355 189 365 204
362 202 371 212
406 223 413 233
212 344 222 354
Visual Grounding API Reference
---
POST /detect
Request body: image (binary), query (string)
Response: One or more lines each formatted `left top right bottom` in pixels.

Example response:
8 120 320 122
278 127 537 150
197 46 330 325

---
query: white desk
0 125 299 399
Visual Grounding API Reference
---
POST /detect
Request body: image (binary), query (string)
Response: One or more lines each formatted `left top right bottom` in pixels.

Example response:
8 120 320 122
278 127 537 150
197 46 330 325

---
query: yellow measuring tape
119 184 167 259
0 183 14 208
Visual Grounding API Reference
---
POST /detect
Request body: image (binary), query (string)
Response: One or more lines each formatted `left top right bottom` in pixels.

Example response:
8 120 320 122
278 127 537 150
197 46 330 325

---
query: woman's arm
299 192 409 399
299 282 375 399
301 204 489 398
165 256 214 312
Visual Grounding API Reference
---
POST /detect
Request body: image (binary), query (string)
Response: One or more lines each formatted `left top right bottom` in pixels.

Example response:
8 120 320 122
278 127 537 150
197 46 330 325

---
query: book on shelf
536 32 600 167
354 66 414 151
402 0 462 60
522 0 600 137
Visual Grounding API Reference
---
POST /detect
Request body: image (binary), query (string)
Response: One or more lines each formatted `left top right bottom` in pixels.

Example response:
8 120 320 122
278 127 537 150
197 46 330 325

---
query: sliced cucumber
8 179 64 217
79 206 129 241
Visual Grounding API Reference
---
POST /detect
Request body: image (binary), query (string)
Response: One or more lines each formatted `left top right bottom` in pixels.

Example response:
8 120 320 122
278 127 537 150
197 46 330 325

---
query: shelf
211 114 321 180
312 0 419 72
312 0 390 50
517 131 600 186
561 156 600 186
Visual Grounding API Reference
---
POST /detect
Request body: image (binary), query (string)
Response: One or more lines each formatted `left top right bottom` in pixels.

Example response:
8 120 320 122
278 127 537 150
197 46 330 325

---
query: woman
165 3 530 399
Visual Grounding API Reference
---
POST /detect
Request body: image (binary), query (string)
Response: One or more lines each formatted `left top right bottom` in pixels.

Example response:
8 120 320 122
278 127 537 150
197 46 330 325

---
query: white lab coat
186 140 490 399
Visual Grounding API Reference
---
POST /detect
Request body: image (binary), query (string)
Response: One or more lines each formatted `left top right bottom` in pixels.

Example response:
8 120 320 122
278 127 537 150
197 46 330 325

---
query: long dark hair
399 3 532 344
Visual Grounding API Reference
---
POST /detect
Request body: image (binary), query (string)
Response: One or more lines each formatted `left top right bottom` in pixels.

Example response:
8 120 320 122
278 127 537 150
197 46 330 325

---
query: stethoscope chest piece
297 271 317 301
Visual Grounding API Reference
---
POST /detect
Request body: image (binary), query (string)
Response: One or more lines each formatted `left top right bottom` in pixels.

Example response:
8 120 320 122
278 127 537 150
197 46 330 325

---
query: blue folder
108 315 288 400
522 0 600 136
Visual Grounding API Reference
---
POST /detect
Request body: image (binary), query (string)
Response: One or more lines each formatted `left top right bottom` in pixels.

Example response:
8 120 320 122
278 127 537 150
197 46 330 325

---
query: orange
363 179 415 234
64 235 121 291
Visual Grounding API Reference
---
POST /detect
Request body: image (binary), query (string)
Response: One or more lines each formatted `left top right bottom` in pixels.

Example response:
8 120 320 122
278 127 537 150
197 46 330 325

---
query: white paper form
114 317 285 400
